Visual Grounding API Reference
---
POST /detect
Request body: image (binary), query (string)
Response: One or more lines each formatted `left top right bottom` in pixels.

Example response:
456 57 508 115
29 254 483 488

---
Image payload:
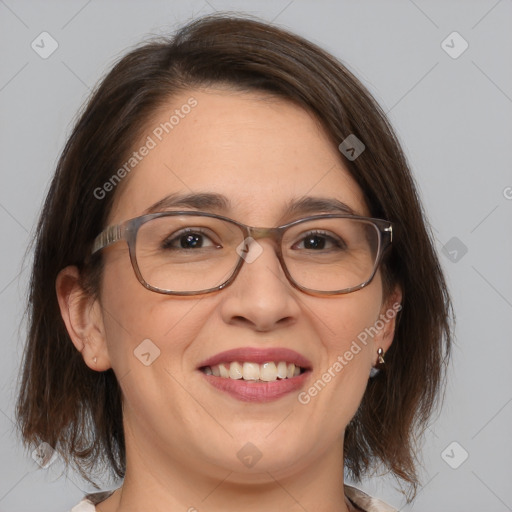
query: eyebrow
143 192 357 219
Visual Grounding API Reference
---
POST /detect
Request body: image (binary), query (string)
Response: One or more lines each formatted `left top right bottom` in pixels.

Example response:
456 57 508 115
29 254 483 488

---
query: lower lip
200 371 310 402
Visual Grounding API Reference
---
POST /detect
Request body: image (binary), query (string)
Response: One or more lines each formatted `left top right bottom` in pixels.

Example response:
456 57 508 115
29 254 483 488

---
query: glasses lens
135 214 244 293
134 214 381 294
282 217 380 292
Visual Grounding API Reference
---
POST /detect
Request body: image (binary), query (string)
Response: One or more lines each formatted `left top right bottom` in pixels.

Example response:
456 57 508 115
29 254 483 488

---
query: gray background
1 1 511 511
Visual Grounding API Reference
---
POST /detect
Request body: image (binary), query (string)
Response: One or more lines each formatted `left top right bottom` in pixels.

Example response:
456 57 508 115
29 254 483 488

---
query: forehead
108 88 369 225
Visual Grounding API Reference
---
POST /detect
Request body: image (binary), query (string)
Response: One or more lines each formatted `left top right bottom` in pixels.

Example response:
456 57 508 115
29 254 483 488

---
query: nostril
277 316 294 327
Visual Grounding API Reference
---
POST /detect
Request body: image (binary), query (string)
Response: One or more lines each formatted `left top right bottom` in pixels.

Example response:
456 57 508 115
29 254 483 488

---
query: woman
16 14 452 512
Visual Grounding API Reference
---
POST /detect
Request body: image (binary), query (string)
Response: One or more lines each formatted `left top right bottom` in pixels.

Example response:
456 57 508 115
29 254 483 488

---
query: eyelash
161 228 220 250
161 228 345 251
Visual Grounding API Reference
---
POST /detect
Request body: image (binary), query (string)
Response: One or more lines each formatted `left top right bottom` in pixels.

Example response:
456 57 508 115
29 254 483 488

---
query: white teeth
219 363 229 378
277 361 288 379
229 361 243 379
203 361 304 381
242 362 260 381
260 362 277 381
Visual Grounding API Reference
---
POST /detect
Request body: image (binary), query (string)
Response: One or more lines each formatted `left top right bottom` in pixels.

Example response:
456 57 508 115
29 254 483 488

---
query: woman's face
95 89 398 483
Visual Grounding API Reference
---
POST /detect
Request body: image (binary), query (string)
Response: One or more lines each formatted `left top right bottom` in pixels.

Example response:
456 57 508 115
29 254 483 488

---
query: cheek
318 283 383 358
99 255 207 371
301 283 383 419
98 266 212 432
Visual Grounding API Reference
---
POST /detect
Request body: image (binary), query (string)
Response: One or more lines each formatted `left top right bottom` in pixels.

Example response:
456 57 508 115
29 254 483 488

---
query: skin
57 89 401 512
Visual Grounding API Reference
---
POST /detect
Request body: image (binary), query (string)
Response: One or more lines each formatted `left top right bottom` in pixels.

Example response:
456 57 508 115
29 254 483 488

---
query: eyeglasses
91 211 392 296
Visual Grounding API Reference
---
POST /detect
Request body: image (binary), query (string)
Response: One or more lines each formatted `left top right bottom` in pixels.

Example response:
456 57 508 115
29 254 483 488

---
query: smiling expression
93 88 397 482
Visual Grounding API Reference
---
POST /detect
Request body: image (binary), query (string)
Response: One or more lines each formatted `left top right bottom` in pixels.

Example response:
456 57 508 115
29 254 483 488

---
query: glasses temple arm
92 224 123 254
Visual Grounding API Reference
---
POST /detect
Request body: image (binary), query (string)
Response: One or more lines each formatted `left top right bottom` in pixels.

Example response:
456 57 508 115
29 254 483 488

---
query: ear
372 284 403 364
56 265 112 371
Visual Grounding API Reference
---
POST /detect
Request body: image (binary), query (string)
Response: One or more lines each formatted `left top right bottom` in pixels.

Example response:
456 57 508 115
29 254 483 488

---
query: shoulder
71 487 395 512
70 490 115 511
70 498 96 511
344 484 397 512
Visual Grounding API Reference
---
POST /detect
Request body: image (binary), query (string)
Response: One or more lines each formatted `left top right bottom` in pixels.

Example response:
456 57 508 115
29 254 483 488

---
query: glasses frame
91 211 393 297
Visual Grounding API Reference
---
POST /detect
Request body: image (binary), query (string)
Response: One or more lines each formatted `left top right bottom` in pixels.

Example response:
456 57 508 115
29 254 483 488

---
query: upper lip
197 347 312 370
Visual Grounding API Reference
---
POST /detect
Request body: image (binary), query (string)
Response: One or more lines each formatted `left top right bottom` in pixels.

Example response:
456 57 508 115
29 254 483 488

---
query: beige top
70 485 397 511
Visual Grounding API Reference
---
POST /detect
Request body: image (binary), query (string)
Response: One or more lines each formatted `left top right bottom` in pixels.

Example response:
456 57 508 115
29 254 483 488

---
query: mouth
199 361 307 381
197 347 312 402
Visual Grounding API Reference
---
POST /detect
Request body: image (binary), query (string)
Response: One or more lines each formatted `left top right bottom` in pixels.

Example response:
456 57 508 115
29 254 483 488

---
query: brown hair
16 14 452 499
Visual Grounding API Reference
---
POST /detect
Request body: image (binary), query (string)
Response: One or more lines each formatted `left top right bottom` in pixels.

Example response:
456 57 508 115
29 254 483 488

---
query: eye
293 230 346 251
161 228 221 250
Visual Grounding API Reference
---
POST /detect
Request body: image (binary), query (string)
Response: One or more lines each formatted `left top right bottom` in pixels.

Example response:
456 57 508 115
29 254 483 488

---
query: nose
218 238 301 332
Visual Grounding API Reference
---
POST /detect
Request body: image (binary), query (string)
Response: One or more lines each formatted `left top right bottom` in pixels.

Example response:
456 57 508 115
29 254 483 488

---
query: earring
93 357 97 364
377 347 385 365
369 348 385 378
